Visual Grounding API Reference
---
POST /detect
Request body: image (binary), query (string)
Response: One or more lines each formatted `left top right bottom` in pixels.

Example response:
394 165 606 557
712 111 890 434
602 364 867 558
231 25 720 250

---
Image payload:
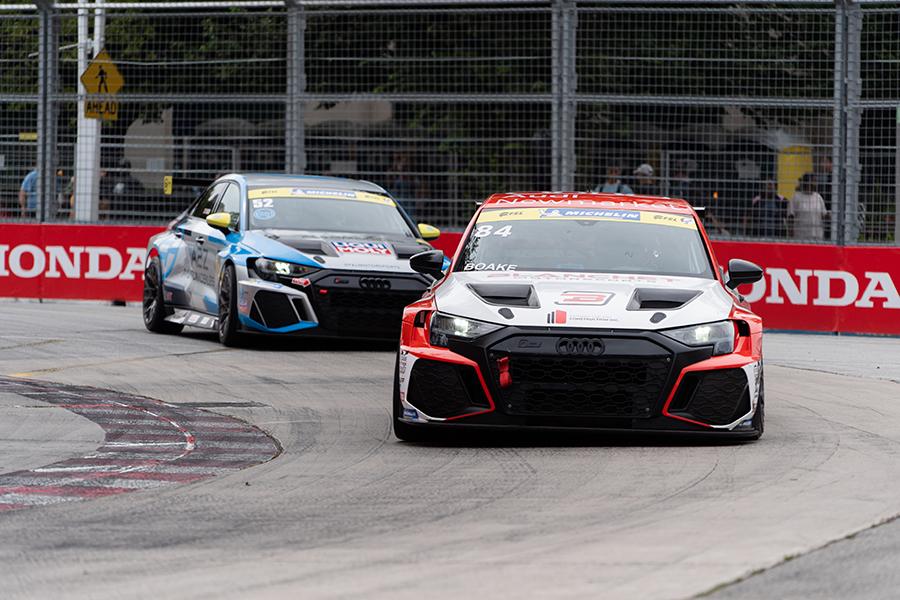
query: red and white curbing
0 377 279 511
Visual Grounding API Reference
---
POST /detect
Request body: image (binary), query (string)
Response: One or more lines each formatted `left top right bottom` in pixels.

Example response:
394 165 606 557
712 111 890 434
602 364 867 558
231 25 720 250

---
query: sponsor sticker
547 310 618 324
248 188 396 206
463 262 517 271
238 299 249 313
555 291 614 306
474 207 697 229
547 310 567 324
539 208 640 221
403 408 419 420
331 241 392 255
291 277 311 287
254 208 276 220
487 272 679 283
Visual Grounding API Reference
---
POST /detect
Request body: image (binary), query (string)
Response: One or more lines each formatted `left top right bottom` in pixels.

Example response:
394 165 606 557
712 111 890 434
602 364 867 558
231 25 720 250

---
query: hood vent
467 284 540 308
272 237 338 257
627 288 701 311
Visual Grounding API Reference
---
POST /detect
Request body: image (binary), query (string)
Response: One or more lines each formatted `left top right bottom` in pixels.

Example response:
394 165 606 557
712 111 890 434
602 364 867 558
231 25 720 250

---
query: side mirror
207 212 233 234
410 249 446 280
417 223 441 241
725 258 763 290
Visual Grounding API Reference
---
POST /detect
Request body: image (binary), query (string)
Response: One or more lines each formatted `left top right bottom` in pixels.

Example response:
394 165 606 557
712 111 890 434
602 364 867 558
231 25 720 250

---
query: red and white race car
395 192 765 441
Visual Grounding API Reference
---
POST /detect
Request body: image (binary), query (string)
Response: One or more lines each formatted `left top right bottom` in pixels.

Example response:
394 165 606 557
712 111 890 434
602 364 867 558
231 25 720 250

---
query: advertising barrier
0 224 163 302
2 225 898 336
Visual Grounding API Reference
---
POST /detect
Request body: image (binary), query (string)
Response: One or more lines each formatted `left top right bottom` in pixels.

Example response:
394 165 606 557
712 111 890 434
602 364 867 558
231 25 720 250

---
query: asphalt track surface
1 301 900 599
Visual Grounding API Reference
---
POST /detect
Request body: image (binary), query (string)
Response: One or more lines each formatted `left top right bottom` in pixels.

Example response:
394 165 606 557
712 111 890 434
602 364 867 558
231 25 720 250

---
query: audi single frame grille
487 336 673 418
312 288 423 334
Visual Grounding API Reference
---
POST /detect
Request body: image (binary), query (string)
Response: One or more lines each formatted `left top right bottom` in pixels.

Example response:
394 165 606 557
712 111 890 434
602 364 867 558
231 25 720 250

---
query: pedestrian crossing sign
80 47 124 120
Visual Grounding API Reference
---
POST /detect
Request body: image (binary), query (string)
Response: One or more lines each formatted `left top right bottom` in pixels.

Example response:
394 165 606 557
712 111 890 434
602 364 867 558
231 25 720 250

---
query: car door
178 182 226 312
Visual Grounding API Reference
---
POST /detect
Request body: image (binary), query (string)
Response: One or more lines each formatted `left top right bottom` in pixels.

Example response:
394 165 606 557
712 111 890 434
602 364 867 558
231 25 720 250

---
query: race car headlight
661 321 735 356
429 312 503 348
253 258 319 282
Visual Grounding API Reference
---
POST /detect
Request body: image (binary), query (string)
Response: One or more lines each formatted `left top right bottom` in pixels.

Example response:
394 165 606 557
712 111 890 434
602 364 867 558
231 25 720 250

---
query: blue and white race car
142 173 442 345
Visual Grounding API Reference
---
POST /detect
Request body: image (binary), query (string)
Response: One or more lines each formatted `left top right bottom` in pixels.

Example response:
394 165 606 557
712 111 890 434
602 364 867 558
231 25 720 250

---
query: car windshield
455 207 716 278
246 187 416 238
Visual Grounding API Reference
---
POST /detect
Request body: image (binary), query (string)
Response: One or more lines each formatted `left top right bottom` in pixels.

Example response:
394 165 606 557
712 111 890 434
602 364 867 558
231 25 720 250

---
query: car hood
433 271 735 330
242 229 432 273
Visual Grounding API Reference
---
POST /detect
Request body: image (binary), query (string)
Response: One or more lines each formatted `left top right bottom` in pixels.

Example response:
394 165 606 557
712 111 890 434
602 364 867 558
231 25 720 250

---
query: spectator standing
631 163 658 196
19 167 38 218
594 165 633 194
788 173 828 240
745 180 787 237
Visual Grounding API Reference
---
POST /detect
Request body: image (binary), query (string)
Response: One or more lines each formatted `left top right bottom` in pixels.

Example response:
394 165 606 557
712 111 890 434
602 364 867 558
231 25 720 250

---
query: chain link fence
2 1 898 244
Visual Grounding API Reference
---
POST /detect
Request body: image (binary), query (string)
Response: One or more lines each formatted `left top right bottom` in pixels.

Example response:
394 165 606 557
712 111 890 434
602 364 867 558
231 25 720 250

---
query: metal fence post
552 0 576 191
285 0 306 175
36 0 59 223
833 1 846 244
844 0 862 244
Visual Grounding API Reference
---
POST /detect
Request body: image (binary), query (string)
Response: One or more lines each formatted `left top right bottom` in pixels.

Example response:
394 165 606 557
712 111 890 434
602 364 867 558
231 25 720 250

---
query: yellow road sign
85 97 119 120
81 48 124 120
80 48 124 95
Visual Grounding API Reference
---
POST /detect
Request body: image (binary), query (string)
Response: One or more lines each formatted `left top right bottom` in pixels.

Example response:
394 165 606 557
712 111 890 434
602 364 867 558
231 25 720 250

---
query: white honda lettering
84 246 123 280
813 270 859 307
0 245 8 276
9 244 45 279
855 272 900 308
46 246 85 279
766 268 812 305
118 248 147 280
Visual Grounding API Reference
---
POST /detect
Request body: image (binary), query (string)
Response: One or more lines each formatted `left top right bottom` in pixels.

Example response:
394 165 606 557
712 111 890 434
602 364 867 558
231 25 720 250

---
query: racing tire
142 256 183 334
392 354 434 443
218 263 242 347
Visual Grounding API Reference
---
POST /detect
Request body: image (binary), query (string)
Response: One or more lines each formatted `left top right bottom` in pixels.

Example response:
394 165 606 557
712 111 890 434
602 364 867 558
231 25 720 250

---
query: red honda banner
712 241 900 335
0 224 163 302
3 225 899 335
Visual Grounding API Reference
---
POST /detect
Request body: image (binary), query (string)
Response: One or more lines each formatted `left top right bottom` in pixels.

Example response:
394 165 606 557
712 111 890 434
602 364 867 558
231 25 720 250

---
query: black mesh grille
253 291 299 329
407 359 476 418
682 368 749 425
312 288 422 335
488 353 671 418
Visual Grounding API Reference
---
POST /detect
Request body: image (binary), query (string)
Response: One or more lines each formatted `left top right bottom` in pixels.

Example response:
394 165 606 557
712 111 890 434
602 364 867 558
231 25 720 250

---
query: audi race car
395 192 766 441
142 173 443 345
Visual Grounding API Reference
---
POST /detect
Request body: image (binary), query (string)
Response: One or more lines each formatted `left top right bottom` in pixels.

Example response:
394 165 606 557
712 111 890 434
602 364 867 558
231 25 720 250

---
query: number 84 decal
473 224 513 238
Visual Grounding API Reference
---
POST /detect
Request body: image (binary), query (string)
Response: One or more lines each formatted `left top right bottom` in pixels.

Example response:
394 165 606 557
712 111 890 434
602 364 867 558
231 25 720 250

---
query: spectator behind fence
594 165 633 194
631 163 658 196
110 158 146 219
788 172 828 240
745 179 787 238
19 167 38 218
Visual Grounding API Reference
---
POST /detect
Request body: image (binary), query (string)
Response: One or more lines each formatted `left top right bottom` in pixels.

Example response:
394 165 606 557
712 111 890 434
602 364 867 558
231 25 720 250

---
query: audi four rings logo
360 277 391 290
556 337 605 357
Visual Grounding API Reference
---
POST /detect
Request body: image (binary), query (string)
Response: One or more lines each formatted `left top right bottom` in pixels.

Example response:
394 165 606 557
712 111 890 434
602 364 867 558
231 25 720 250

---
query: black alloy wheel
142 256 183 334
218 263 241 346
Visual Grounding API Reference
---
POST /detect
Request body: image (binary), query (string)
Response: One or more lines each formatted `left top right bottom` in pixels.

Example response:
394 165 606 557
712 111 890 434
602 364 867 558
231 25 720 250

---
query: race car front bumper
236 269 429 338
397 325 762 436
